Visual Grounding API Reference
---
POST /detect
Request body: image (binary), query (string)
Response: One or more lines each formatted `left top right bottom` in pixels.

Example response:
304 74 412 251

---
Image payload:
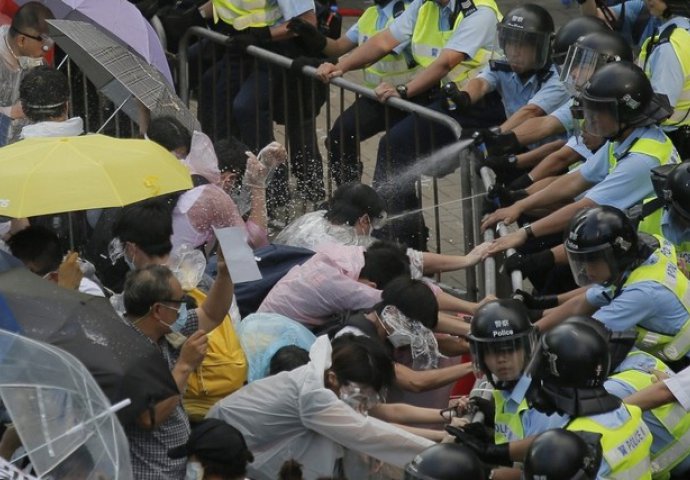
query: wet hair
10 2 53 39
360 241 410 289
123 265 176 317
202 453 255 479
215 136 250 177
325 183 386 226
19 66 69 122
112 198 173 258
330 333 395 392
269 345 310 376
379 276 439 329
147 116 192 154
6 225 62 276
279 460 304 480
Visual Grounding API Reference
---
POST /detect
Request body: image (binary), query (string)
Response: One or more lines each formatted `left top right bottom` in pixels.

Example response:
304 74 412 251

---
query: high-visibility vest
493 389 528 444
638 25 690 128
410 0 501 87
621 238 690 361
358 4 420 88
567 404 652 480
611 351 690 479
638 210 690 270
606 135 677 174
183 288 248 421
212 0 282 30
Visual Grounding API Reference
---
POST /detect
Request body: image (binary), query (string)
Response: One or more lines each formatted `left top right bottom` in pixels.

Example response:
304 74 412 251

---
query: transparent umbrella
0 329 133 479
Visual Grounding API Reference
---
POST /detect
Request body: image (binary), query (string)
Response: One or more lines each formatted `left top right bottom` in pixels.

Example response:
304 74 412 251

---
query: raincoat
0 25 29 144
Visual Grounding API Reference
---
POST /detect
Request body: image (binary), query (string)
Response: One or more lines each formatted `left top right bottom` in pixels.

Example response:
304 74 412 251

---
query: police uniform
639 209 690 271
610 0 660 49
605 349 690 478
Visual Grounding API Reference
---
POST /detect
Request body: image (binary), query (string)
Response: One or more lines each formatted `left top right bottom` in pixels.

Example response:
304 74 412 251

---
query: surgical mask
184 462 204 480
387 331 412 348
17 56 44 69
159 303 189 333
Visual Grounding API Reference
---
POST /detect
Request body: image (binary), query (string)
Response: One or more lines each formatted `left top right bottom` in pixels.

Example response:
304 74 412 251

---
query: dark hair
112 198 173 257
147 116 192 154
325 183 386 226
279 460 304 480
215 136 249 177
10 2 53 39
6 225 62 276
123 265 176 317
359 241 410 289
379 276 439 329
19 66 69 122
269 345 310 376
330 334 395 392
202 453 254 479
50 446 94 478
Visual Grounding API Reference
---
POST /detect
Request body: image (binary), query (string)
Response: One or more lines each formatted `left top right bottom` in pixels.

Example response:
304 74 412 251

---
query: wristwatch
396 84 409 99
522 223 535 239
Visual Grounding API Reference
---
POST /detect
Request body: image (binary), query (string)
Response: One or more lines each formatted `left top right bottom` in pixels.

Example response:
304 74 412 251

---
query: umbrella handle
97 95 132 134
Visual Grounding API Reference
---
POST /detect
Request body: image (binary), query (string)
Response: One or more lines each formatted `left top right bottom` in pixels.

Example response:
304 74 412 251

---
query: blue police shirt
345 1 410 54
274 0 316 22
580 126 677 210
550 98 575 134
611 0 661 48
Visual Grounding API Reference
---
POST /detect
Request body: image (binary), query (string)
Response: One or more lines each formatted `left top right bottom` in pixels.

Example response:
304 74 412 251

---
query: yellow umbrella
0 134 192 218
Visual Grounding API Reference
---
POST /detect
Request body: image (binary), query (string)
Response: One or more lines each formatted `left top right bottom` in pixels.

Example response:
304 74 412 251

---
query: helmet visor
581 96 619 138
565 243 616 286
470 332 535 387
494 25 552 73
560 44 610 95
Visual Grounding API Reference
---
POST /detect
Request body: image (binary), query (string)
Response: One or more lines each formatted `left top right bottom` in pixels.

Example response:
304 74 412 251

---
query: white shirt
665 366 690 411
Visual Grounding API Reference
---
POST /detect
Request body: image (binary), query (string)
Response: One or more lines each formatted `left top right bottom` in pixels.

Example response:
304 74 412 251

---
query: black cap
168 419 251 464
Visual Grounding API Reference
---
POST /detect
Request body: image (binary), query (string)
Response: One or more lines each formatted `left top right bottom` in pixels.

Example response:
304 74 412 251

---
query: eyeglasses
10 27 54 51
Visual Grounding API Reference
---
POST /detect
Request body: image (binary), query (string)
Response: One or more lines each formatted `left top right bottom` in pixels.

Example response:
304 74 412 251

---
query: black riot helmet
562 316 636 372
552 16 609 66
560 30 634 94
580 61 673 140
493 4 555 74
404 444 487 480
468 299 536 391
663 0 690 18
564 206 640 287
524 429 603 480
663 161 690 223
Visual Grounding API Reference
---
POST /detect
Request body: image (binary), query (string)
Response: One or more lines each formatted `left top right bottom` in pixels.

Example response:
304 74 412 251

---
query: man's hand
179 330 209 370
57 252 83 290
513 288 558 309
287 17 327 55
315 62 342 83
504 250 555 277
374 82 399 103
481 204 523 232
487 228 528 255
445 425 512 466
10 101 24 120
483 130 522 156
229 26 272 50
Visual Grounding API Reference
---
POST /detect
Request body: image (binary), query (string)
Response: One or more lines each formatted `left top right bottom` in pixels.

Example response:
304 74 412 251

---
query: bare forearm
463 77 491 103
529 145 582 181
269 11 316 42
201 268 234 328
531 197 596 238
436 312 471 335
371 403 446 425
336 30 399 74
395 425 447 442
510 115 565 146
422 252 472 273
248 186 268 232
515 140 565 169
323 37 356 57
501 105 546 133
535 291 595 332
137 395 180 429
515 171 587 213
625 382 676 410
395 362 473 392
407 51 466 97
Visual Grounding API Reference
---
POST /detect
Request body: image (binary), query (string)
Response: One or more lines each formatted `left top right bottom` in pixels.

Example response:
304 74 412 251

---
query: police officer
527 321 653 479
404 443 489 479
637 0 690 160
580 0 661 50
523 429 603 480
538 206 690 368
486 62 677 257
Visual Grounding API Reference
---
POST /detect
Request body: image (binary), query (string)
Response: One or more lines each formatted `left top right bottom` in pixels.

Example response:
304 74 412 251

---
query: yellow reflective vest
606 135 678 174
611 351 690 479
410 0 501 87
638 210 690 271
638 24 690 128
567 404 652 480
493 389 528 444
358 3 420 88
212 0 282 30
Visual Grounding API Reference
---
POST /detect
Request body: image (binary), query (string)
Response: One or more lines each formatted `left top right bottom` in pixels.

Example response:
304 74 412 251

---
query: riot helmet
560 30 633 95
404 444 487 480
562 315 636 372
524 429 603 480
580 61 672 139
663 161 690 223
564 206 640 287
492 4 555 74
552 16 609 66
468 299 536 391
663 0 690 18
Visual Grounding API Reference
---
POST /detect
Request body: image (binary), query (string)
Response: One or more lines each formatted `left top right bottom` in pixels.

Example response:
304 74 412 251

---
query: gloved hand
229 26 272 51
484 183 528 213
504 249 555 278
445 426 512 466
287 17 328 55
513 288 558 309
460 422 494 442
442 82 472 110
482 154 520 179
509 173 533 190
470 397 496 427
483 130 522 156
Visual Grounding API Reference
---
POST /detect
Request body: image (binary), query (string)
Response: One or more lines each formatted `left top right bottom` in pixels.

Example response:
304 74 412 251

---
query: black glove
287 17 327 55
484 130 522 156
229 26 272 51
504 249 555 278
445 426 512 466
460 422 494 442
514 288 558 310
482 154 520 179
470 397 496 427
509 173 533 190
443 83 472 110
485 183 528 212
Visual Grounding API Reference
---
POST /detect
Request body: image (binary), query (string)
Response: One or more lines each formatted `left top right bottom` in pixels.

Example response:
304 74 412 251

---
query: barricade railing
176 26 503 299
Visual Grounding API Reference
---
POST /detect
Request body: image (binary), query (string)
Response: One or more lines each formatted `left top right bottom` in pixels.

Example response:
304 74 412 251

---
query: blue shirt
389 0 498 60
274 0 315 22
586 252 690 339
580 126 674 209
565 134 595 161
345 1 409 54
611 0 661 48
550 98 575 133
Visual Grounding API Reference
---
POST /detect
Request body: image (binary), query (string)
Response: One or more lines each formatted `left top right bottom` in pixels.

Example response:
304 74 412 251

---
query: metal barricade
176 26 507 299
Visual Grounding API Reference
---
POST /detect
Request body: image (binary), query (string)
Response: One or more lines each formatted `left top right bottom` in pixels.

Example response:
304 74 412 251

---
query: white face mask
184 462 204 480
18 56 44 70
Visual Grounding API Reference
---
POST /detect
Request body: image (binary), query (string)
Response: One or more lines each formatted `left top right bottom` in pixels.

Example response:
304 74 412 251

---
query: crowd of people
1 0 690 479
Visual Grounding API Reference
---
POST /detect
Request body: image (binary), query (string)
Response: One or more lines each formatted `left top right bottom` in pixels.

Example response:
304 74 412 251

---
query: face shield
108 237 125 265
377 305 441 369
581 95 620 138
565 242 616 287
560 43 612 95
339 382 385 414
493 24 552 74
469 330 535 390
